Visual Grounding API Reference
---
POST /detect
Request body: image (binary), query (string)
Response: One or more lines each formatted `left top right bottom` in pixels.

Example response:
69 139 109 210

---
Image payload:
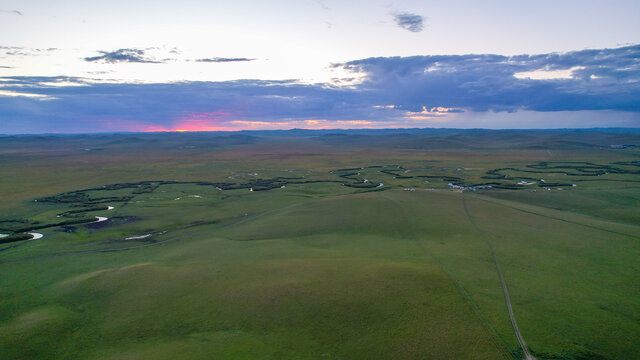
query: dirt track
462 192 535 360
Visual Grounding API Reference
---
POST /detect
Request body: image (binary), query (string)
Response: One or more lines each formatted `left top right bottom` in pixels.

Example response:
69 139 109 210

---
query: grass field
1 130 638 359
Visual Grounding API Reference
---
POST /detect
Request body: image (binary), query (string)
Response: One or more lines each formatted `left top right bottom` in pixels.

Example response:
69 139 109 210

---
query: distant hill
1 128 638 151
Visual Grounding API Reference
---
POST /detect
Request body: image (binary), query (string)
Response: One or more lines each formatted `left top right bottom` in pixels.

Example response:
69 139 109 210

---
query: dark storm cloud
1 45 639 132
195 57 256 63
393 12 424 32
84 49 162 63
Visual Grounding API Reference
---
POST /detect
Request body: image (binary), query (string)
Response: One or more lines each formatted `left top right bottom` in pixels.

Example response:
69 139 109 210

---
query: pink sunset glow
143 111 239 132
139 111 412 132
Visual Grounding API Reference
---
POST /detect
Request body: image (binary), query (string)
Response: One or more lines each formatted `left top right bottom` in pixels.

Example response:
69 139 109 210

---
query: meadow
0 129 638 360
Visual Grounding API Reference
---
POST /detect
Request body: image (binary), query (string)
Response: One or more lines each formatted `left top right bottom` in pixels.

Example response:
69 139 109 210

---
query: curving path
462 192 535 360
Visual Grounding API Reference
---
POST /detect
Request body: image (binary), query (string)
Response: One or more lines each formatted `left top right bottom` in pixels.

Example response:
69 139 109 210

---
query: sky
1 0 639 133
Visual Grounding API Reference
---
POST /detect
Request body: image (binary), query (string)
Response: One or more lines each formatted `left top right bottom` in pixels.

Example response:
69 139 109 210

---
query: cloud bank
338 45 640 113
1 45 639 133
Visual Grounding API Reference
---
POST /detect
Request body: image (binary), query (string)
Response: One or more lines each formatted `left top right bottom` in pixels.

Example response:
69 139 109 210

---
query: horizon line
2 126 640 136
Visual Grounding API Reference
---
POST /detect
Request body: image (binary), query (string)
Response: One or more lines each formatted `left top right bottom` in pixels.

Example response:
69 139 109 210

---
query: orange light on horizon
136 112 418 132
143 125 239 132
143 111 240 132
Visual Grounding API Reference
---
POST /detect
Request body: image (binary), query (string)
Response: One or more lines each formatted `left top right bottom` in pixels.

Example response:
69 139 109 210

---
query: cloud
337 45 640 112
393 12 424 32
5 50 31 56
0 47 58 57
1 45 639 133
0 77 378 132
0 10 22 16
315 0 330 10
195 57 256 63
0 89 54 100
84 49 161 64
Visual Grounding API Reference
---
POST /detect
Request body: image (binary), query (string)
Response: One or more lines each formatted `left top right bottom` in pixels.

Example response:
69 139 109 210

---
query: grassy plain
0 130 638 359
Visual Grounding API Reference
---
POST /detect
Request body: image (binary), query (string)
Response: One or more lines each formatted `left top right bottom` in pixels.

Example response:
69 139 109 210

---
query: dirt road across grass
462 192 535 360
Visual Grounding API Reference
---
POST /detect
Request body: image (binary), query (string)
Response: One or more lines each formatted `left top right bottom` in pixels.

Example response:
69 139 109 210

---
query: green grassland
0 130 639 360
